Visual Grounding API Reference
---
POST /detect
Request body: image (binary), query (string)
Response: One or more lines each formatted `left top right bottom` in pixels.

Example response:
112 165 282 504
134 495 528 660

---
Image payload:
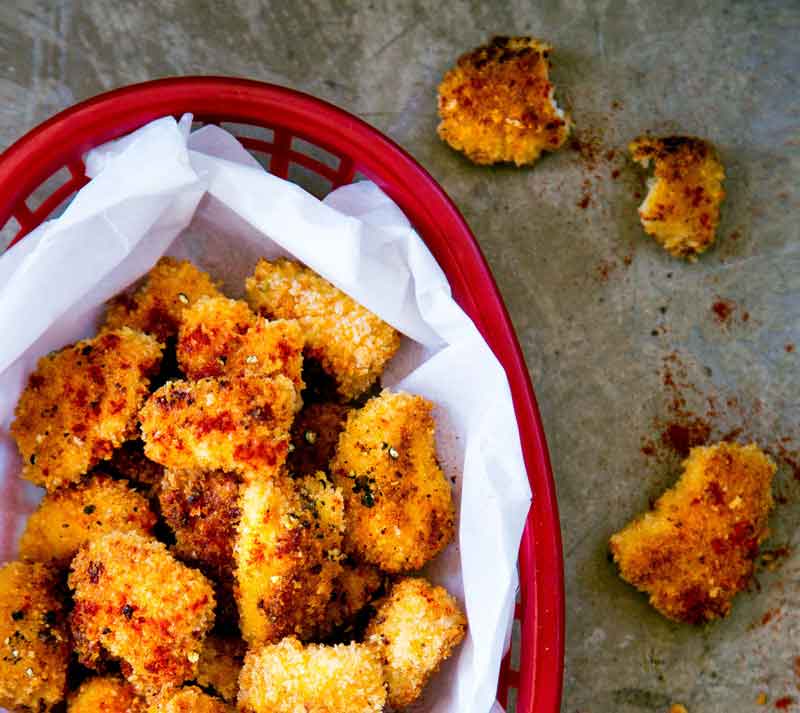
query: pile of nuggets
2 256 467 712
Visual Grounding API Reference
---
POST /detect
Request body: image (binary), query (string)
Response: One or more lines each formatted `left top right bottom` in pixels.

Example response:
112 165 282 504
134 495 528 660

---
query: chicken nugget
107 440 165 494
103 257 221 342
245 259 400 401
629 135 726 259
288 402 351 477
330 390 455 572
148 685 232 712
11 328 163 491
437 36 570 166
67 676 145 713
238 636 386 713
19 474 156 566
69 531 215 696
196 635 245 703
609 442 775 623
234 474 344 646
318 560 384 641
0 562 70 712
139 375 295 479
366 577 466 708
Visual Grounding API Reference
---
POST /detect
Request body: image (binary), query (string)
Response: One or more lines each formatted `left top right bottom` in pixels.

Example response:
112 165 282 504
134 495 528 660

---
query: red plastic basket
0 77 564 713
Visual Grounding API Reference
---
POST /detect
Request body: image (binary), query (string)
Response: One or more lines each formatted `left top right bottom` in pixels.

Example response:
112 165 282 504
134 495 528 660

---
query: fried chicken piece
366 577 467 709
330 390 455 572
11 328 163 491
196 635 245 704
437 36 570 166
238 636 386 713
148 685 232 713
19 474 156 566
103 257 222 342
629 136 726 259
107 440 165 494
319 560 384 641
0 562 70 712
245 259 400 401
69 531 215 696
67 676 146 713
288 402 351 477
234 474 344 646
139 375 295 479
609 442 775 623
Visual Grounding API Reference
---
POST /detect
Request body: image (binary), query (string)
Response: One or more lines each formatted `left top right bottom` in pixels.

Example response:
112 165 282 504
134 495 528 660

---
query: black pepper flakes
10 610 24 621
121 604 135 619
83 504 96 515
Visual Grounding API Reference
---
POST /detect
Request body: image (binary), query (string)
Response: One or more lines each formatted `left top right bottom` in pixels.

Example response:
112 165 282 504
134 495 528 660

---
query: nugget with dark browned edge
288 402 351 477
11 328 163 491
610 442 775 623
67 676 146 713
196 635 245 704
148 685 232 712
0 562 70 712
437 36 571 166
330 390 456 573
69 531 215 696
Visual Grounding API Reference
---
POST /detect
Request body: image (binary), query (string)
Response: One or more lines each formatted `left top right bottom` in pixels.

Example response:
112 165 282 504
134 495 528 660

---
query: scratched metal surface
0 2 799 712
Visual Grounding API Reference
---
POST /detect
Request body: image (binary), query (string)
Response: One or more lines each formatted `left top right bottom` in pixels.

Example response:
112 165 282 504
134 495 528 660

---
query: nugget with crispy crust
610 442 775 623
67 676 146 713
629 136 726 259
196 635 244 703
330 390 455 572
245 259 400 401
238 636 386 713
107 440 165 494
148 685 232 713
0 562 70 712
69 531 215 696
139 375 295 479
288 402 351 477
19 474 156 566
103 257 222 342
235 474 344 646
437 36 570 166
11 328 163 491
366 577 466 708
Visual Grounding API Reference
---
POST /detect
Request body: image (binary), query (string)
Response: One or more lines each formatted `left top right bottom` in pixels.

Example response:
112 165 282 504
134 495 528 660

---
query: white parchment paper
0 116 532 713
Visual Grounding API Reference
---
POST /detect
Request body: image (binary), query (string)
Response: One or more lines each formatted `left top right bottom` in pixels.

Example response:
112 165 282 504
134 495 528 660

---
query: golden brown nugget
610 442 775 623
629 136 726 259
366 577 466 708
288 402 351 477
69 531 215 696
0 562 70 712
330 390 456 572
67 676 146 713
148 685 233 713
107 440 165 493
238 636 386 713
103 257 221 342
437 36 571 166
11 328 163 491
319 560 383 641
19 474 156 566
245 259 400 401
196 635 245 703
139 375 296 479
235 474 344 646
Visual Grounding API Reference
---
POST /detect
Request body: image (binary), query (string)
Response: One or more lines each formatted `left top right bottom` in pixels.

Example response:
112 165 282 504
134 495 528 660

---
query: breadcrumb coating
319 560 383 641
102 257 222 342
107 440 165 494
610 442 775 623
11 328 163 491
19 474 156 566
0 562 69 712
330 390 456 572
234 474 344 646
288 402 351 477
366 577 467 708
196 635 244 703
237 636 386 713
139 375 296 479
245 259 400 401
437 36 570 166
629 135 726 259
148 685 232 712
67 676 145 713
69 531 215 696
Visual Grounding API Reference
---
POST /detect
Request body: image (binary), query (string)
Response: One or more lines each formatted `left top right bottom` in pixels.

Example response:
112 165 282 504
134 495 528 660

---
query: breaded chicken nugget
319 560 383 641
67 676 146 713
0 562 70 712
107 440 165 494
148 685 232 713
196 635 245 703
288 402 351 477
610 442 775 623
245 259 400 401
235 474 344 646
69 531 215 696
11 328 163 491
103 257 221 342
437 36 571 166
237 636 386 713
330 390 455 572
629 136 726 259
19 474 156 566
366 577 466 708
139 375 295 479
